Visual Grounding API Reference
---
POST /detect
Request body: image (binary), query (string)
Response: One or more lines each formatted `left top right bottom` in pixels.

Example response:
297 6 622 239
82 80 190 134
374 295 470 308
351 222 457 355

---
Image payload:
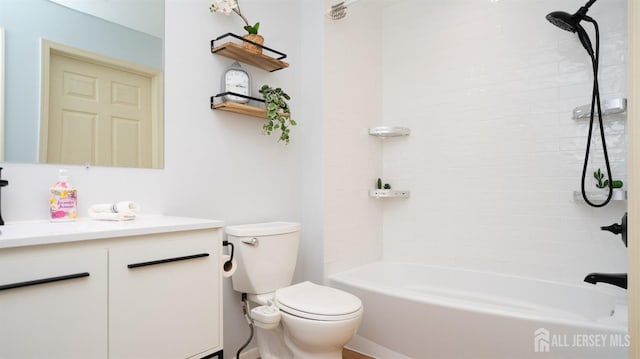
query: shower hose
581 17 614 207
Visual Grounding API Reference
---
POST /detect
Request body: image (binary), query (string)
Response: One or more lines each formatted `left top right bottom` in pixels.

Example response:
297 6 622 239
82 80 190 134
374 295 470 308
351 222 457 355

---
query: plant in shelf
260 85 296 144
210 0 264 53
594 168 623 189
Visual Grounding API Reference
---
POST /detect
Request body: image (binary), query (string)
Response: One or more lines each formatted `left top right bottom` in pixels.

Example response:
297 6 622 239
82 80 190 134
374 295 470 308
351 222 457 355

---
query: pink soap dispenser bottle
49 169 78 221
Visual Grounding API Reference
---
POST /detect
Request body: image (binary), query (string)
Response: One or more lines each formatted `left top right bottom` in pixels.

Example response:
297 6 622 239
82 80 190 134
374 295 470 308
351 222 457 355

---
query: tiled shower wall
323 0 384 278
381 0 628 283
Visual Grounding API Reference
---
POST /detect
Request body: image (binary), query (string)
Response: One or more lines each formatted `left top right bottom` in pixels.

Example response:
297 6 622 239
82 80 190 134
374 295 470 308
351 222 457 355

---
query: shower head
546 0 596 32
326 0 361 20
546 0 598 56
546 11 580 33
328 2 347 20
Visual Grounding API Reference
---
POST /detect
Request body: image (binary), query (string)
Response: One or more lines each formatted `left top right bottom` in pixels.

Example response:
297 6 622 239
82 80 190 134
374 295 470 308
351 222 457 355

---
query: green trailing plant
259 85 296 144
594 168 624 189
384 183 391 190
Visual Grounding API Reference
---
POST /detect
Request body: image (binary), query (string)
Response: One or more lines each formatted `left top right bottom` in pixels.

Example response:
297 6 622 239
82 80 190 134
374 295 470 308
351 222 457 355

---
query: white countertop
0 215 224 249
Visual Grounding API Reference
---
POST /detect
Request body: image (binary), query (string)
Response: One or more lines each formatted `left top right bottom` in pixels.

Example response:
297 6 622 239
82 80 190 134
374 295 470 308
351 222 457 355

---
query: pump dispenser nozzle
0 168 8 226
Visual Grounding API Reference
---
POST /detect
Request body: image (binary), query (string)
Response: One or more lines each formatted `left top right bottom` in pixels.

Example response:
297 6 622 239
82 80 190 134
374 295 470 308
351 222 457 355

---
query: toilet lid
275 281 362 321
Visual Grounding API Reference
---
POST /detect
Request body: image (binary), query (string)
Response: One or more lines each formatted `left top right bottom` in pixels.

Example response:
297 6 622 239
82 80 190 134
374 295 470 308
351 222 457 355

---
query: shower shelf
368 126 410 137
369 189 410 199
572 190 627 202
572 98 627 120
211 33 289 72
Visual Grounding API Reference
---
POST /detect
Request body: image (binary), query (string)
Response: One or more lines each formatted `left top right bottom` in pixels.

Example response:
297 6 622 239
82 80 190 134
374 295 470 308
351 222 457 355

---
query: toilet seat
275 281 362 321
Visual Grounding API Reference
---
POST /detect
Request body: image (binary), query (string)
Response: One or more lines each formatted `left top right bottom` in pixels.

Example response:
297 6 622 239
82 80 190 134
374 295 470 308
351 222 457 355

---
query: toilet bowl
276 281 363 359
249 281 363 359
225 222 363 359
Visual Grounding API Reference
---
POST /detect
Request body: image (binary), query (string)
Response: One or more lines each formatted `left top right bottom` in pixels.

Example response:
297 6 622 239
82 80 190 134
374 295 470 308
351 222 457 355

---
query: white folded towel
89 201 140 214
88 211 137 221
88 201 140 221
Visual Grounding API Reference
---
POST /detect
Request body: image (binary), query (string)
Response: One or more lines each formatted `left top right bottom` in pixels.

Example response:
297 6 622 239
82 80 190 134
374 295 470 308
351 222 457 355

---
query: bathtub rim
328 261 628 334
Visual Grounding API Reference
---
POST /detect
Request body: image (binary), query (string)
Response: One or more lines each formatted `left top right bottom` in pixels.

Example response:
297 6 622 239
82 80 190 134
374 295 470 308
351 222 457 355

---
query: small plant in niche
259 85 296 144
209 0 260 35
594 168 623 189
376 178 392 190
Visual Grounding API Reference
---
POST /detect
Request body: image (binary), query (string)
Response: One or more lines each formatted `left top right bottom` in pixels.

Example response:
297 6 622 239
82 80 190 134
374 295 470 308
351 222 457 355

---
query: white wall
49 0 164 38
323 0 628 285
1 0 318 356
298 0 326 285
164 0 309 355
323 0 385 278
381 0 628 283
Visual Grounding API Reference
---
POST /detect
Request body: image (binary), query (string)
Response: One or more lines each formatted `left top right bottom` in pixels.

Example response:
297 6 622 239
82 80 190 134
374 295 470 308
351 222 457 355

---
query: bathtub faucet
583 273 627 289
601 212 627 247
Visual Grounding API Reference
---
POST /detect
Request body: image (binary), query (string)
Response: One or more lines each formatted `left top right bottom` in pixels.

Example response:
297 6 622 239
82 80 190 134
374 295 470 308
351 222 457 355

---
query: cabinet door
0 247 108 359
109 230 221 359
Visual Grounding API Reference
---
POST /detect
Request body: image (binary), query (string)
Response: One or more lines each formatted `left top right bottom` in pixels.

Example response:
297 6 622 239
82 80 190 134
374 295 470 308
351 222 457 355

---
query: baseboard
346 335 412 359
343 347 375 359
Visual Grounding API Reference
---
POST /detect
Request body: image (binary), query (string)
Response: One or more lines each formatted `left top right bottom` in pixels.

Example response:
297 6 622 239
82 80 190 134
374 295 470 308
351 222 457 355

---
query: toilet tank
225 222 301 295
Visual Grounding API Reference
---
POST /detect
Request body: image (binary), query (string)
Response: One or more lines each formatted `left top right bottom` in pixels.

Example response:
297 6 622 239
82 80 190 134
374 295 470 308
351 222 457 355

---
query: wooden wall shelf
210 93 290 120
212 100 267 119
211 33 289 72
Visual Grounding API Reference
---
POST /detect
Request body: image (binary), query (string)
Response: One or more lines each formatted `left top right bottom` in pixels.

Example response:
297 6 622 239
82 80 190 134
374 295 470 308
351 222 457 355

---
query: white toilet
225 222 363 359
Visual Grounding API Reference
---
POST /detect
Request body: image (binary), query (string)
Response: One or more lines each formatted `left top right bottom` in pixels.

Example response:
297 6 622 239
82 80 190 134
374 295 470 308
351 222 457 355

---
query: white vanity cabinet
0 216 224 359
109 231 221 359
0 246 108 359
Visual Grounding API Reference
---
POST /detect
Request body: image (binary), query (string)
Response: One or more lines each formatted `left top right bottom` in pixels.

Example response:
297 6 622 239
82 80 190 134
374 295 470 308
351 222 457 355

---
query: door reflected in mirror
41 40 163 168
0 0 164 169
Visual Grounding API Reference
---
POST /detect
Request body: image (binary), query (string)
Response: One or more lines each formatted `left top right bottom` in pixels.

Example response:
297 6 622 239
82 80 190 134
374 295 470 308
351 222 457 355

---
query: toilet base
254 313 361 359
255 324 292 359
280 309 362 359
283 335 343 359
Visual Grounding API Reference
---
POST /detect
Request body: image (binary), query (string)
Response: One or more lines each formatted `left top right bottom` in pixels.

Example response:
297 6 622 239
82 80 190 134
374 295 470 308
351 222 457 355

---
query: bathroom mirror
0 26 5 162
0 0 164 168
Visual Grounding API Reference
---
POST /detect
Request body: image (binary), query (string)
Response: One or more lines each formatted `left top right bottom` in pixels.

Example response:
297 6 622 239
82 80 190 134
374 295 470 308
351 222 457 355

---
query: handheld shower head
546 0 614 208
546 2 597 56
546 0 597 33
546 11 580 32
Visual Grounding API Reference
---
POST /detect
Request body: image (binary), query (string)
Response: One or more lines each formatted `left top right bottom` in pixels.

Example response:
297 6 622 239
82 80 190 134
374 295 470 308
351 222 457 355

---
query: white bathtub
328 261 628 359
